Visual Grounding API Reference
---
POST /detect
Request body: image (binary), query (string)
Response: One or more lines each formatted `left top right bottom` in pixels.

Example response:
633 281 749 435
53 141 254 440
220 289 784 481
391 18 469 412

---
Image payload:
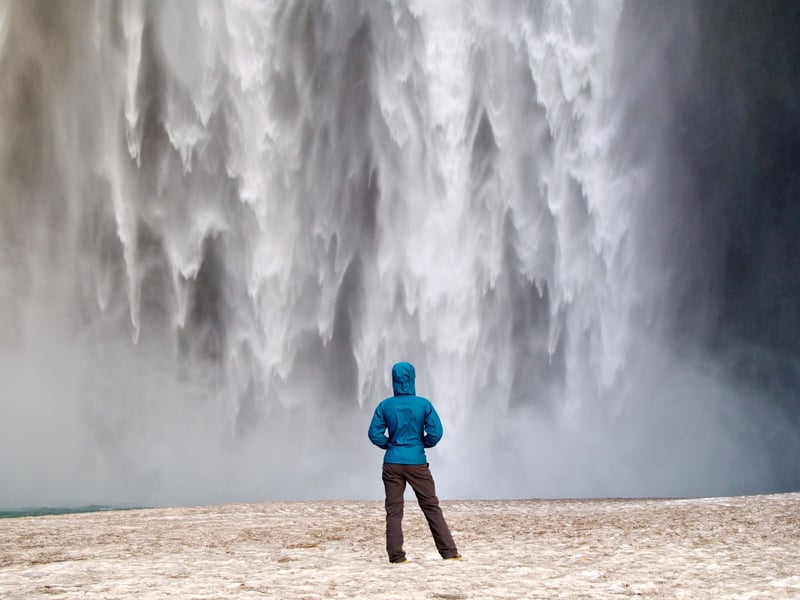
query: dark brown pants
381 462 459 562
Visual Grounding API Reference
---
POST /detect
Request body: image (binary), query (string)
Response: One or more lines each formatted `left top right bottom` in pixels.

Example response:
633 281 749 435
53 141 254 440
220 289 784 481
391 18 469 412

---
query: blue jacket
368 362 443 464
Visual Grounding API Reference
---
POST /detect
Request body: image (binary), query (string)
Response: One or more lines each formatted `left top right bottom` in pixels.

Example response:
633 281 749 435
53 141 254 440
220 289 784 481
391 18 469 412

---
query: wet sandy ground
1 493 798 599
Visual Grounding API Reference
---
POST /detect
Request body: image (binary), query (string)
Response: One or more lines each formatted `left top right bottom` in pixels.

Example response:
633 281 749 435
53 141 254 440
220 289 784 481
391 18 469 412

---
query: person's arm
422 402 443 448
368 403 389 449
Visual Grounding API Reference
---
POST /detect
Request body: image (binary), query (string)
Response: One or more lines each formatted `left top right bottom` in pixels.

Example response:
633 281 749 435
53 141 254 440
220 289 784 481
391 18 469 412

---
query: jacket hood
391 362 416 396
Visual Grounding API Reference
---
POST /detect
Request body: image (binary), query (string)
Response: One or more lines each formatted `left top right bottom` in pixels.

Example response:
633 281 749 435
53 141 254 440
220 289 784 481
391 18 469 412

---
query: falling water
1 0 799 507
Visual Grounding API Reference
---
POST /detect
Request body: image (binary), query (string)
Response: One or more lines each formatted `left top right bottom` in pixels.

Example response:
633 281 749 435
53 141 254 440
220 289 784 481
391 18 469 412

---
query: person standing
368 361 461 563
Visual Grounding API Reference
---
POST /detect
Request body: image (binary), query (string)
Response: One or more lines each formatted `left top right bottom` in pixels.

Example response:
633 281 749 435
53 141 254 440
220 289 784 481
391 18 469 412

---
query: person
367 361 461 563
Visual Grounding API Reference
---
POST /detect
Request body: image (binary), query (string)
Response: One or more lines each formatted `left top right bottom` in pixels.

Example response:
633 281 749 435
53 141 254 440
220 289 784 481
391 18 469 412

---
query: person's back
368 369 443 463
368 362 460 563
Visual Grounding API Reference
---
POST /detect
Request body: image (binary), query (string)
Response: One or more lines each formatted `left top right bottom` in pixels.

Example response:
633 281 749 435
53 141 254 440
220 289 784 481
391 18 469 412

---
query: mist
1 0 798 508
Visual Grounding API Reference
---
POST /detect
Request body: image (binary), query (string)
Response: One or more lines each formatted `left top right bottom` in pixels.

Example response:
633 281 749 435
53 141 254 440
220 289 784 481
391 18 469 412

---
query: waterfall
1 0 798 506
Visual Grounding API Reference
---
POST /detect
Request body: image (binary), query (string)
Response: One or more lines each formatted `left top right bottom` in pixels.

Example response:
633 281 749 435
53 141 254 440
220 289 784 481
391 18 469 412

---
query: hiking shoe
443 554 462 560
390 558 409 564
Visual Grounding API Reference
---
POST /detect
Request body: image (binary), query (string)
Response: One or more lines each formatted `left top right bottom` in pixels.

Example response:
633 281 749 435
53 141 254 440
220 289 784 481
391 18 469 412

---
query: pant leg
405 463 459 558
381 463 407 562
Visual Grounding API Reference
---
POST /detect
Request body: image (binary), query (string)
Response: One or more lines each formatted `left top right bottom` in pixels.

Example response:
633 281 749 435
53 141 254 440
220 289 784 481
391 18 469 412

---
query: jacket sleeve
368 403 389 449
422 402 443 448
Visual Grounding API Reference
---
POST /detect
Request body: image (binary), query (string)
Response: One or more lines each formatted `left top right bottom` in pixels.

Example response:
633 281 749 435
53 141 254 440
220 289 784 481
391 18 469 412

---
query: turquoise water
0 505 144 519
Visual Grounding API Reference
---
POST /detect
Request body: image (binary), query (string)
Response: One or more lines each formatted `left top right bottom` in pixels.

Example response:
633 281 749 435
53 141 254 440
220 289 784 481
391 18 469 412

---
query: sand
1 493 798 599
